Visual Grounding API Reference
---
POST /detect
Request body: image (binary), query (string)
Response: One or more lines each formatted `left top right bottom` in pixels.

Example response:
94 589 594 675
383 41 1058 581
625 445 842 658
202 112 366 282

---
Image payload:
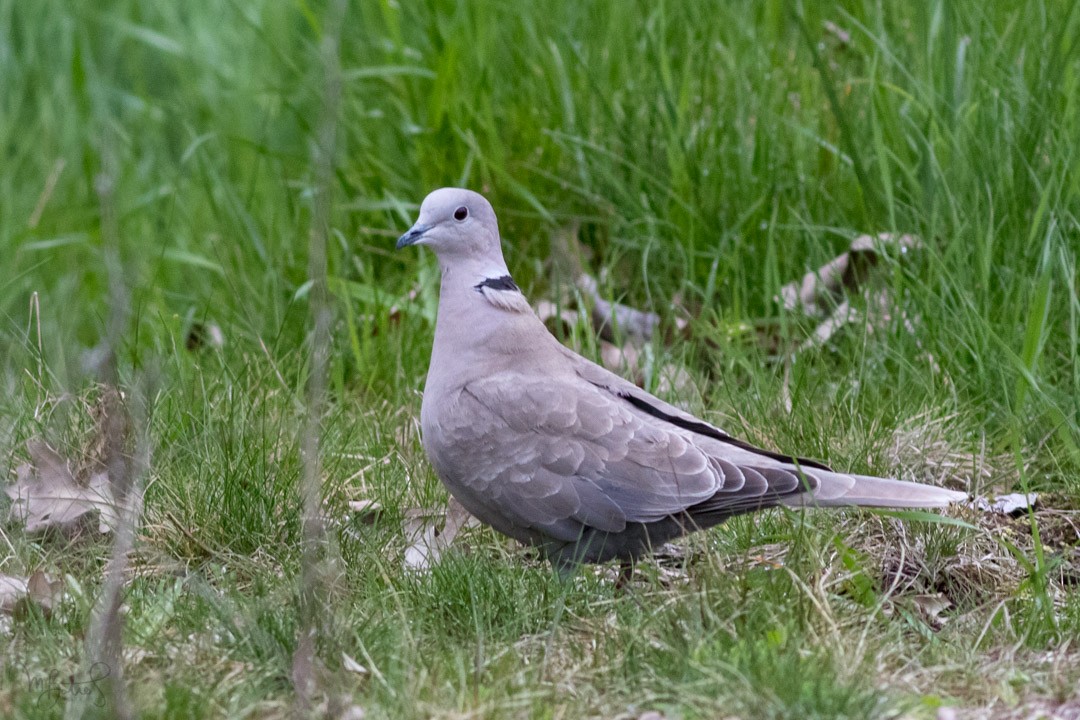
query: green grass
2 0 1080 717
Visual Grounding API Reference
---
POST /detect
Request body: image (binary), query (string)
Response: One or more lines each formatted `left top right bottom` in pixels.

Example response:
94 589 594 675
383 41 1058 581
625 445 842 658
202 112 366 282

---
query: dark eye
453 206 469 221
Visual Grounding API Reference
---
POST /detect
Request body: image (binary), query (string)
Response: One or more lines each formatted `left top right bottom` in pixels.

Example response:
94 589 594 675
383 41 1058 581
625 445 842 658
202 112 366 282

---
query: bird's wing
565 351 964 511
563 347 836 469
431 345 962 546
433 368 815 542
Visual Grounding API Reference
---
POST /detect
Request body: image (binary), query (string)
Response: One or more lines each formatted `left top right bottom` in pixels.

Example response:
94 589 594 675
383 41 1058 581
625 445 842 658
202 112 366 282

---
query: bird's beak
396 223 431 250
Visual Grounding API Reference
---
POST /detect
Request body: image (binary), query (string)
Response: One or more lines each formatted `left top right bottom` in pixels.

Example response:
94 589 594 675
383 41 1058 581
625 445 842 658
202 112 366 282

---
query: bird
396 187 966 576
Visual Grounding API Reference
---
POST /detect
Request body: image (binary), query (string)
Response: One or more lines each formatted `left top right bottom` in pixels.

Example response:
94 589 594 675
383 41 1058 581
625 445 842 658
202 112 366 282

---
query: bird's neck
426 259 546 391
436 257 531 320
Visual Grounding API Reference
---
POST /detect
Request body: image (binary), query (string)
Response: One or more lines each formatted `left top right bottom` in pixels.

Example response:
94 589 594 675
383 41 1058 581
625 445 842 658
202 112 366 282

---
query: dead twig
293 1 348 715
67 138 154 720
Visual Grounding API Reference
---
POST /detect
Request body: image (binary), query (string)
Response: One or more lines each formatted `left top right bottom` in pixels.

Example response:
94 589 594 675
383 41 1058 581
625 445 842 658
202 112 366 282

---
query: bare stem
293 0 347 712
66 138 152 720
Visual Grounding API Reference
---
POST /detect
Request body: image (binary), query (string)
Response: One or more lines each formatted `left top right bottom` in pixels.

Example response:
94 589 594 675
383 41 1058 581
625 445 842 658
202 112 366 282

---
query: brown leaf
797 297 862 352
184 321 224 351
547 221 690 348
440 495 474 547
402 497 478 572
910 592 953 629
5 441 118 535
85 384 130 478
0 570 63 617
599 341 643 385
534 299 583 338
778 233 922 317
578 274 661 345
969 492 1038 517
347 499 383 524
341 652 368 676
598 341 695 398
26 570 64 614
822 20 852 46
0 575 28 614
402 521 439 572
655 363 694 397
793 282 935 362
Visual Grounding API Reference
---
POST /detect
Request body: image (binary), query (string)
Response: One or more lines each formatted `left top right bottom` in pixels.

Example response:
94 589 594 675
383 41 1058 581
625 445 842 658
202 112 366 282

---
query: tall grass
1 0 1078 716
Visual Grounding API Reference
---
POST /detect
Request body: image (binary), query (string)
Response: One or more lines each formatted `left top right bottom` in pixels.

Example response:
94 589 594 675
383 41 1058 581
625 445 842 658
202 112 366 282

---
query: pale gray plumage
397 188 966 571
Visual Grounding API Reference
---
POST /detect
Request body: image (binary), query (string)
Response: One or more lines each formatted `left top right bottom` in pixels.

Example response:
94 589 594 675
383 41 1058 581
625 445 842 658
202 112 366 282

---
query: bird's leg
615 559 634 589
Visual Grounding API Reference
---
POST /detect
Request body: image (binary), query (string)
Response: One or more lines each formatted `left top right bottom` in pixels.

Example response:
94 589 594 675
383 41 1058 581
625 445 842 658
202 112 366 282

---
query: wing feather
440 368 820 540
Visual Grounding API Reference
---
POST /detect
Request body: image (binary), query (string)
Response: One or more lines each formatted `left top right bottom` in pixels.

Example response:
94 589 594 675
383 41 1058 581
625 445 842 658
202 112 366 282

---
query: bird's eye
453 206 469 221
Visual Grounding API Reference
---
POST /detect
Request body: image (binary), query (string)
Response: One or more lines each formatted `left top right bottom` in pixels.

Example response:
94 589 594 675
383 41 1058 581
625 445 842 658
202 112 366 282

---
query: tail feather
783 472 966 509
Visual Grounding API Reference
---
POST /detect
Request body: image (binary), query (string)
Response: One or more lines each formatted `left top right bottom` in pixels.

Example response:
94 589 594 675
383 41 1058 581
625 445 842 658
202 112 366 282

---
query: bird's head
396 188 502 264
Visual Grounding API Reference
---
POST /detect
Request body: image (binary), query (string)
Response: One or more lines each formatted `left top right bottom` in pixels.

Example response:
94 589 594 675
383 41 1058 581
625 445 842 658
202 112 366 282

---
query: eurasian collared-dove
396 188 966 573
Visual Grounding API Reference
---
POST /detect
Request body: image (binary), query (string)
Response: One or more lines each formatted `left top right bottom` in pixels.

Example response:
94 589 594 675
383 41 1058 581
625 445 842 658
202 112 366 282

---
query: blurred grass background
1 0 1079 717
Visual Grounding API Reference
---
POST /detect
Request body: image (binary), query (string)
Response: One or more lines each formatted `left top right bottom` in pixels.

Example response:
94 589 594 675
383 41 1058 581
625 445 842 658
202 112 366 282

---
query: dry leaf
547 223 691 346
778 233 922 317
652 542 688 565
184 321 224 351
599 341 643 383
578 274 661 345
440 496 475 546
402 497 477 572
347 500 383 524
341 652 368 676
969 492 1038 517
775 234 936 365
0 576 28 614
795 292 903 354
5 441 118 535
799 296 860 350
910 592 953 629
402 518 439 572
0 570 63 617
598 341 694 398
538 225 696 397
403 509 440 569
655 363 694 397
534 299 582 338
26 571 64 614
822 20 852 46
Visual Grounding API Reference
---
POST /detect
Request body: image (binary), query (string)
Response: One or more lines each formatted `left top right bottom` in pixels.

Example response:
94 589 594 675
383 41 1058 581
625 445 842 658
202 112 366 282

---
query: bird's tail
782 472 966 509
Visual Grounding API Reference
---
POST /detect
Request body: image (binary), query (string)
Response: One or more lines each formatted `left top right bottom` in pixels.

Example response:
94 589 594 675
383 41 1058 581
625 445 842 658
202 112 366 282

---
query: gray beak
396 223 431 249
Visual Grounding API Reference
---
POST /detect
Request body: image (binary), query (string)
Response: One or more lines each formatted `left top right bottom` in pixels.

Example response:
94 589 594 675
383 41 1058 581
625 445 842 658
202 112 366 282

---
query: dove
396 187 966 575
